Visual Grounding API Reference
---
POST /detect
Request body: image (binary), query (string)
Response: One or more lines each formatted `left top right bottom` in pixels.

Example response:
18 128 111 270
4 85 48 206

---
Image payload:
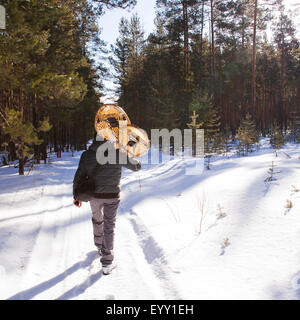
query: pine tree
273 10 298 130
110 14 145 125
156 0 202 123
0 108 51 174
236 113 258 155
0 0 104 166
270 123 284 156
205 104 221 153
92 0 136 14
156 0 194 88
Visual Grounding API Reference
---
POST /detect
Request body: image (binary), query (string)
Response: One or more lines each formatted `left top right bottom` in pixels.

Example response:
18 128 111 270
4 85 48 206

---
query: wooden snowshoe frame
119 124 150 158
94 104 131 143
94 104 150 158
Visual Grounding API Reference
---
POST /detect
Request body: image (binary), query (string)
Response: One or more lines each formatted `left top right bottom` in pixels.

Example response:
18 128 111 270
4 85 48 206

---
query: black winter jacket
73 140 141 199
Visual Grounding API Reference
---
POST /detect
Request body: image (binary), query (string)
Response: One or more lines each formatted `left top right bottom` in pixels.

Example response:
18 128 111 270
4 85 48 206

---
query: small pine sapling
187 110 203 157
222 237 230 248
291 185 299 193
285 200 293 209
236 113 259 156
264 161 281 182
216 204 226 219
270 123 284 157
220 237 230 255
204 104 221 154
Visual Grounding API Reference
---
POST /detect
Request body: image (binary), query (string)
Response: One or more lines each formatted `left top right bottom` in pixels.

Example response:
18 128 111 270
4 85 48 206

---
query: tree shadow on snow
0 203 73 224
269 271 300 300
7 251 98 300
119 160 239 214
0 157 79 197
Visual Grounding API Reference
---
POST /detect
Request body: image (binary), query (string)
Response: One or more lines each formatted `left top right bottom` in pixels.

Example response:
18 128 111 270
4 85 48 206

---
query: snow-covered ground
0 140 300 300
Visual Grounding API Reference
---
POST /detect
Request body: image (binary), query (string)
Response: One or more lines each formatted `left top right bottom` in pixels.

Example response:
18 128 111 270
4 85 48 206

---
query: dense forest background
0 0 299 174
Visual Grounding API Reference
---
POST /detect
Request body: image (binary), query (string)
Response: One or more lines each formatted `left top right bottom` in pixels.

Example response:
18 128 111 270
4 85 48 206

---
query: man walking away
73 135 141 275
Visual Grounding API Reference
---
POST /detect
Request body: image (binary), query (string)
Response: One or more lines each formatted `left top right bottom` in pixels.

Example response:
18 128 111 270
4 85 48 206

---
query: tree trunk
183 0 190 91
42 137 47 164
8 141 17 161
210 0 217 107
252 0 258 120
18 87 24 175
199 0 205 84
32 95 41 164
54 123 58 155
278 46 285 129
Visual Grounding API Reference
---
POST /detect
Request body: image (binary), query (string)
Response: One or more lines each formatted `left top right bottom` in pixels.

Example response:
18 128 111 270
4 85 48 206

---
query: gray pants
89 197 120 265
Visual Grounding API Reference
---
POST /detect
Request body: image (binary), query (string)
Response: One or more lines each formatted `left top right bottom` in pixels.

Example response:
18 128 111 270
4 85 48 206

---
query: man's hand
136 162 141 171
73 200 82 208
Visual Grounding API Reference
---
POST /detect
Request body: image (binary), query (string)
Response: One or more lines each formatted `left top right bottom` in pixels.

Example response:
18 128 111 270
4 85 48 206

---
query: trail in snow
0 141 300 300
0 152 183 300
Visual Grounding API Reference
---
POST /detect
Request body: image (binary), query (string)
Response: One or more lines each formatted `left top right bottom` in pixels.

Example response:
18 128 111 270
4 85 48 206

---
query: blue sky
98 0 157 47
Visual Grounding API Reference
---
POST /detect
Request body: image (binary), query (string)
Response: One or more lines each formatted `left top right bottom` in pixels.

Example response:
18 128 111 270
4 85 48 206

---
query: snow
0 140 300 300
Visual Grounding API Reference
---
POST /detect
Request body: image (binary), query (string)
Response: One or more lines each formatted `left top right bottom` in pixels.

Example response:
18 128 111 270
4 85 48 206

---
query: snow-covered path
0 142 300 300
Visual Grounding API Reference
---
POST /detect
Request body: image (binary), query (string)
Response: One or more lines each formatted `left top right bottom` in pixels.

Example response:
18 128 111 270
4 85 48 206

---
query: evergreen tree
92 0 136 14
110 14 145 125
2 0 300 166
273 10 298 130
0 108 51 174
142 14 182 130
236 113 258 155
156 0 202 123
205 104 222 153
0 0 106 171
270 123 284 156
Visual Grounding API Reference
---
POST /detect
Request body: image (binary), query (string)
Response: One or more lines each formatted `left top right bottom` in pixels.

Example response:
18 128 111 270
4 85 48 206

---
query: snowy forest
0 0 300 301
0 0 299 173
